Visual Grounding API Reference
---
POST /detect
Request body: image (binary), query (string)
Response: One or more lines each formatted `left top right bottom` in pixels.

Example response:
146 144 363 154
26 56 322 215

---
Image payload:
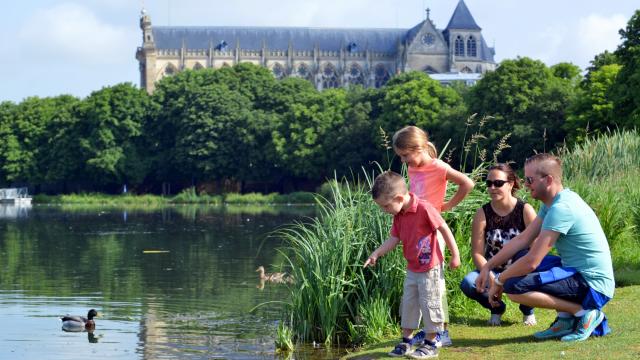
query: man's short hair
371 171 407 200
525 153 563 181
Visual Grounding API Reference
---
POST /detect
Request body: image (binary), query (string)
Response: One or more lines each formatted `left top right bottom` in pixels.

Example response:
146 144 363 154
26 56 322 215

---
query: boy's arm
364 236 400 267
439 222 460 269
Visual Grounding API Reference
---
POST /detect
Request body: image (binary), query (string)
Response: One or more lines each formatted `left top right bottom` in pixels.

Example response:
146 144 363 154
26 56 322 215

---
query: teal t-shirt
538 189 615 298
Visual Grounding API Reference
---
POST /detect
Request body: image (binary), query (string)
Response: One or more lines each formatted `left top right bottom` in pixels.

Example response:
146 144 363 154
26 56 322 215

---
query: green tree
37 95 81 187
566 64 622 143
272 88 349 179
74 83 149 188
612 10 640 129
466 57 575 163
378 71 462 134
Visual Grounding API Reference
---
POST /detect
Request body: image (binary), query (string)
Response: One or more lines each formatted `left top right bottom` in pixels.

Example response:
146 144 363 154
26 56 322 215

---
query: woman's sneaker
523 314 537 326
561 309 604 342
388 342 411 357
408 341 439 359
533 316 575 340
434 330 452 347
488 314 502 326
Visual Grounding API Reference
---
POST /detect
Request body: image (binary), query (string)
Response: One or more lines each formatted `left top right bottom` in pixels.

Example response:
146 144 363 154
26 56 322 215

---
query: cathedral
136 0 495 93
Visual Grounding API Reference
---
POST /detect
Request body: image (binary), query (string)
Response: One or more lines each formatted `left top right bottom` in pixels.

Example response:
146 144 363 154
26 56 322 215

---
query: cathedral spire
445 0 481 30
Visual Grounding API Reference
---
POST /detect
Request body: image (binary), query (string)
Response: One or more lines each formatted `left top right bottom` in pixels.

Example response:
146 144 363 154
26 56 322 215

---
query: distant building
136 0 495 93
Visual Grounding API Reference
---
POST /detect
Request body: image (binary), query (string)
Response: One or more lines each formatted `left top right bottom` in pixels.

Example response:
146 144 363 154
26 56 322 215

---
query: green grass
32 189 315 205
276 130 640 352
344 285 640 359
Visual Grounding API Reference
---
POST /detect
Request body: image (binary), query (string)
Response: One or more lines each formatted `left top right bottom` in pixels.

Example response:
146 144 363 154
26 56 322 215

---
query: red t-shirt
391 192 445 272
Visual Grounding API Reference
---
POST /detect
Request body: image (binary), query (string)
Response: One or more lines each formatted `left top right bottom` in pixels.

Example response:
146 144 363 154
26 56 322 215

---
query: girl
459 163 538 326
392 125 475 347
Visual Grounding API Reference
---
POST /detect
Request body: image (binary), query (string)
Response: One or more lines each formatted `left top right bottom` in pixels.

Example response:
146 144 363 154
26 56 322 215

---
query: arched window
322 63 339 89
374 64 390 88
454 35 464 57
272 63 285 79
296 63 312 80
193 62 204 70
461 66 472 73
476 64 483 73
165 63 177 76
467 35 477 57
347 63 365 87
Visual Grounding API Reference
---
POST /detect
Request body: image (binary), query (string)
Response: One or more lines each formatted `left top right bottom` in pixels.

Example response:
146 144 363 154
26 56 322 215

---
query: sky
1 0 638 103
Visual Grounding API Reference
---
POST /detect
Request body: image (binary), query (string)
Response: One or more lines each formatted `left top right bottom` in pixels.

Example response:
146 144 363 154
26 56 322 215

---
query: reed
558 130 640 284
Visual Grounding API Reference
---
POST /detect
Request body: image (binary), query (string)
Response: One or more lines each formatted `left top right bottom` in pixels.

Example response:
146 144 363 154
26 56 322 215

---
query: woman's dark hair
488 163 520 196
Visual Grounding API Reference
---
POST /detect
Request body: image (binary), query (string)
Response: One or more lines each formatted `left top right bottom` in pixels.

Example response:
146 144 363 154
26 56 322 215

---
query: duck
256 266 294 284
60 309 100 332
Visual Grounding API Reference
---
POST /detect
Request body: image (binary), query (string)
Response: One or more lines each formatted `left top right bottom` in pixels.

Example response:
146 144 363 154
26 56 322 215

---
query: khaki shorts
400 267 445 333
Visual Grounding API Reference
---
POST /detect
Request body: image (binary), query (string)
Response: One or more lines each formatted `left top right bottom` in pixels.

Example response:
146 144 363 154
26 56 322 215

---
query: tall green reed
558 130 640 285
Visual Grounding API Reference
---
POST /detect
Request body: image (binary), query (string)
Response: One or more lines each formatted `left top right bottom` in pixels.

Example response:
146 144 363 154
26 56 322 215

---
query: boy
364 171 460 359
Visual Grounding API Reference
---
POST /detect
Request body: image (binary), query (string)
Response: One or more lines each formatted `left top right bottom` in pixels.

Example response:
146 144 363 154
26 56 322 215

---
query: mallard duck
61 309 100 332
256 266 294 283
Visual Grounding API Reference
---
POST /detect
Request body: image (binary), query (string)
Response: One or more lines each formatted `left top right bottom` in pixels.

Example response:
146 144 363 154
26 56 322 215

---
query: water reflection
0 204 337 359
0 203 32 219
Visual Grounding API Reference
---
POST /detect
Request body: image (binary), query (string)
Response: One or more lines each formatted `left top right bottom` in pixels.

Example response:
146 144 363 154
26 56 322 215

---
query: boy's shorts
400 266 445 333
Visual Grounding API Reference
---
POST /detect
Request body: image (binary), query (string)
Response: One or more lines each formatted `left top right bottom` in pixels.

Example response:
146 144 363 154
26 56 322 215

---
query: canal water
0 203 340 359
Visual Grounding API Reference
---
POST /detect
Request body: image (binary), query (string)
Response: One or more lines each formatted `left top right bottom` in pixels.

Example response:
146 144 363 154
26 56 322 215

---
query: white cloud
538 14 626 70
18 2 135 65
575 14 626 60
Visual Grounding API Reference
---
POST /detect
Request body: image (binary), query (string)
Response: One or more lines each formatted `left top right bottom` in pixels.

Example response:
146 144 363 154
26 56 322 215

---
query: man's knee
502 276 531 295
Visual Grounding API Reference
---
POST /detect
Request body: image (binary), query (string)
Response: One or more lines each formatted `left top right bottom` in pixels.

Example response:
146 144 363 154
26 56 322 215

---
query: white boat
0 187 32 205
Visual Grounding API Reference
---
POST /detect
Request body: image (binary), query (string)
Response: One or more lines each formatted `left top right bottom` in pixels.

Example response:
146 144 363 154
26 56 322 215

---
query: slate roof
445 0 481 30
152 26 406 53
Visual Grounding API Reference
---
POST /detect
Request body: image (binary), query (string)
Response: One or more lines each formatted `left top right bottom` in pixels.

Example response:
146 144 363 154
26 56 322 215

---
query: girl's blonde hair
392 126 438 159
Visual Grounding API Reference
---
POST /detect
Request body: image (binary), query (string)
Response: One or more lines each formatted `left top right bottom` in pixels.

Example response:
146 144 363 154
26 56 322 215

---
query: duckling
61 309 100 332
256 266 285 281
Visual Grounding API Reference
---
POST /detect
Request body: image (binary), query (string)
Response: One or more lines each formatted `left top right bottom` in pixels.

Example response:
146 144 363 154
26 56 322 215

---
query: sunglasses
485 179 508 188
525 174 548 185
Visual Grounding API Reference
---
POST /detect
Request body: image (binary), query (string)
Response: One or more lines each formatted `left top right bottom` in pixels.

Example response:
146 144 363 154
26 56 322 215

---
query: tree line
1 11 639 194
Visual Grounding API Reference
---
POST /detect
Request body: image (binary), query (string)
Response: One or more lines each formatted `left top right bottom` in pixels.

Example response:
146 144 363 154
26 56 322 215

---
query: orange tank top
407 158 450 212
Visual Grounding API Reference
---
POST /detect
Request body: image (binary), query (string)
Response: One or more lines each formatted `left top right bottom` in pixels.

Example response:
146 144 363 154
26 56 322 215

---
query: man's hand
476 265 491 292
488 282 504 308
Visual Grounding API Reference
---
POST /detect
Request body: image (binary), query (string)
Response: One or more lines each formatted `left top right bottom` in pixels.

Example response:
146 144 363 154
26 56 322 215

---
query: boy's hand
448 254 461 269
363 255 377 267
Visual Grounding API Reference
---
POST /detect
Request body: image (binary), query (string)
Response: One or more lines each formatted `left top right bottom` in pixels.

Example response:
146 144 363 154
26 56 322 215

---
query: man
476 153 614 341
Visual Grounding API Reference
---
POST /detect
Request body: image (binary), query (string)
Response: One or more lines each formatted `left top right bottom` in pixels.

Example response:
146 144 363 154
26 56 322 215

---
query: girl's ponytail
426 141 438 159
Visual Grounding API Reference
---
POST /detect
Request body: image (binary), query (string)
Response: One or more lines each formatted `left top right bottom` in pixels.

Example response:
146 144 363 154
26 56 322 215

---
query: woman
459 163 537 326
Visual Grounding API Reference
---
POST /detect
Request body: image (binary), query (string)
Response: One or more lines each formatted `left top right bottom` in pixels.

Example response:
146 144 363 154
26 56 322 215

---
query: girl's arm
442 167 475 212
470 207 488 271
364 236 400 267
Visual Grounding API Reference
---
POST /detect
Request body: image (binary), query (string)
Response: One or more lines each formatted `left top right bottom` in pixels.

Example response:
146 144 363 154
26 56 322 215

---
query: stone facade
136 0 495 94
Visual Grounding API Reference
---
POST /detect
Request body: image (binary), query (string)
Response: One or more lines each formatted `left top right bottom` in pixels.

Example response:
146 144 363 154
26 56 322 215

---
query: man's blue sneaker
388 342 411 357
561 309 604 342
533 316 576 340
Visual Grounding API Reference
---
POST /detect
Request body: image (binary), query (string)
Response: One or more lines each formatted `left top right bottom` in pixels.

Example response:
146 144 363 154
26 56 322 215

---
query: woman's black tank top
482 199 526 271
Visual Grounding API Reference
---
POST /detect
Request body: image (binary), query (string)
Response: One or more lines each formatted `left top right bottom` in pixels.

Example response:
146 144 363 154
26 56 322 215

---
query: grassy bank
276 130 640 351
33 188 315 205
345 285 640 359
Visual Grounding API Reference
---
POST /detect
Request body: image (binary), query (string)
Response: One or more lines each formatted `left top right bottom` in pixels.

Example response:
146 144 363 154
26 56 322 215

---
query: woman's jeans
459 270 534 315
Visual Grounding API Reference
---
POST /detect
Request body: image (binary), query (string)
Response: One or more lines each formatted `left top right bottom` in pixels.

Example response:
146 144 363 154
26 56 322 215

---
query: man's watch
494 273 504 286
